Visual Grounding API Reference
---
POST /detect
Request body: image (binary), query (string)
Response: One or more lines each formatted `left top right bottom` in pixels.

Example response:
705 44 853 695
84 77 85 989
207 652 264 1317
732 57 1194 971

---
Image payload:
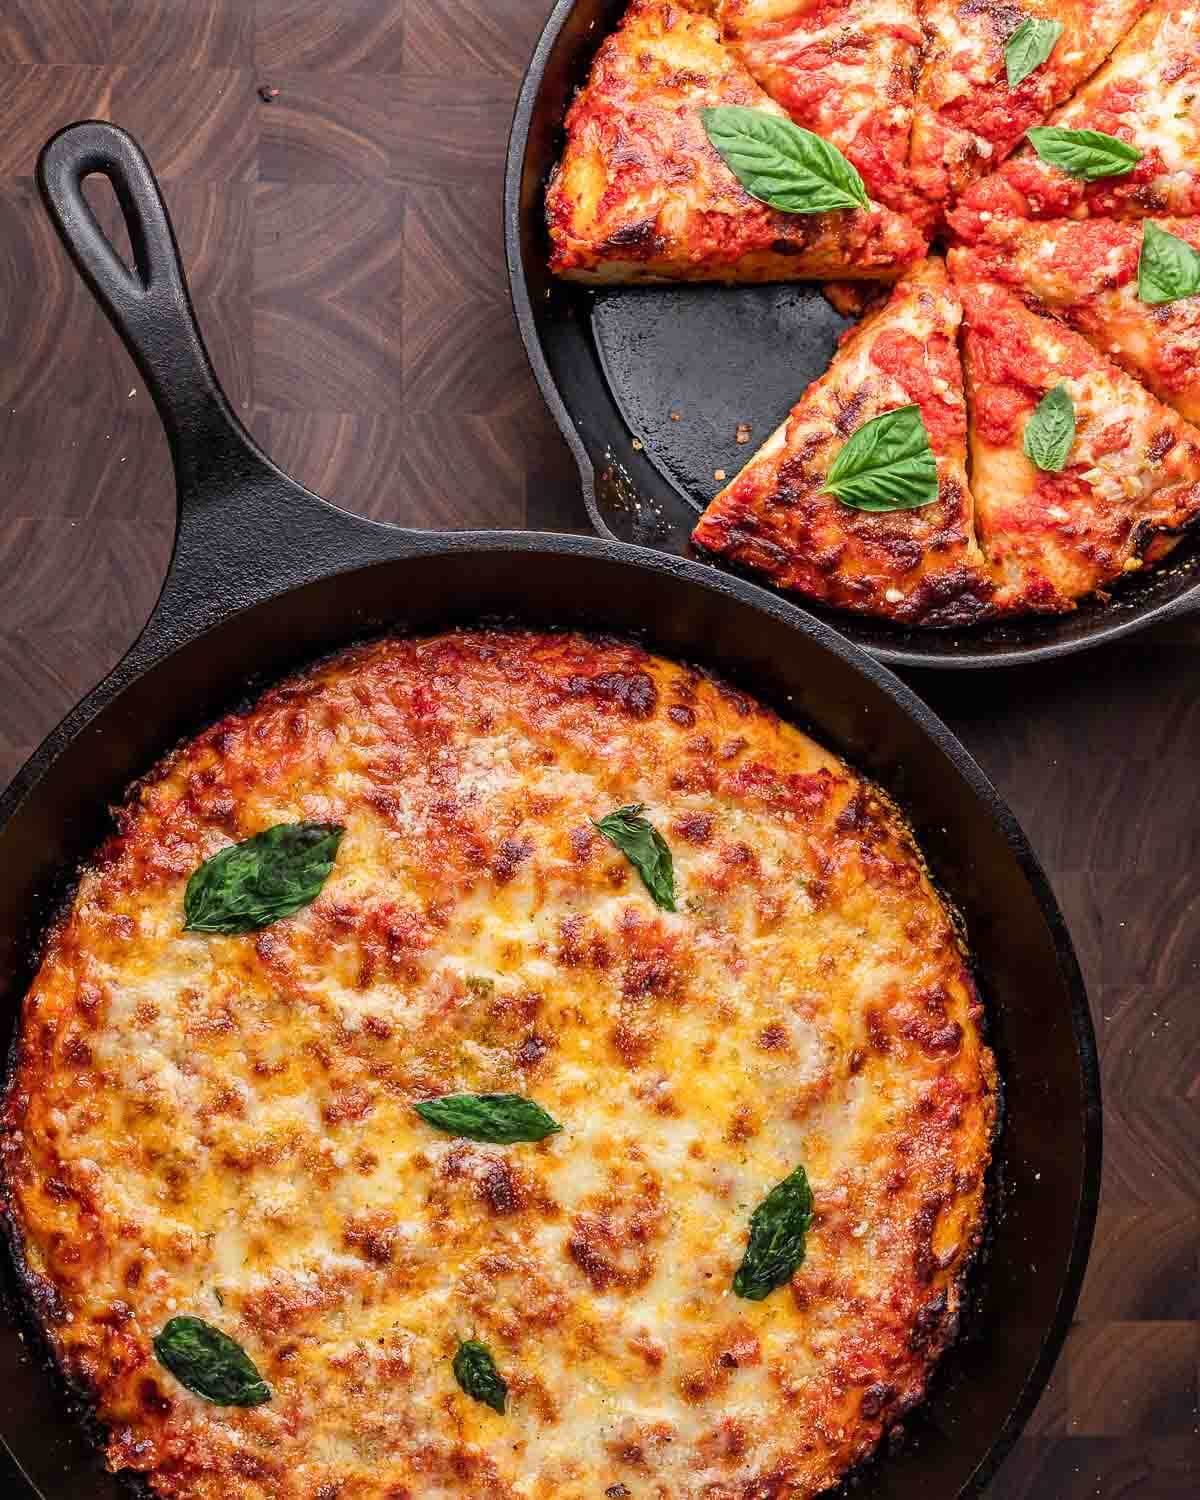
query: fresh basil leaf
453 1339 507 1413
1137 219 1200 305
1025 125 1142 181
413 1092 563 1143
592 803 677 910
1005 17 1064 89
153 1316 271 1407
1023 383 1076 472
701 105 870 214
183 821 344 934
823 404 940 511
733 1163 814 1301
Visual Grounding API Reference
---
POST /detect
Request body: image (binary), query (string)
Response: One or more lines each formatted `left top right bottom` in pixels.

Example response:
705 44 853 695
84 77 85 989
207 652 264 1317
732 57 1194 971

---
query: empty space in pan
591 282 850 509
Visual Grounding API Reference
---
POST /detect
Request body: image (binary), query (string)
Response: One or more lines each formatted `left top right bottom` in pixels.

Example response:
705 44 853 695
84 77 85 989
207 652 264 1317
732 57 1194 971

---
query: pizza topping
1138 220 1200 305
453 1339 508 1414
546 0 927 283
716 1 925 216
592 804 677 910
701 104 870 214
413 1093 564 1144
152 1317 271 1407
183 821 344 934
1005 17 1064 91
732 1163 814 1301
1023 385 1077 474
1025 125 1143 180
823 404 940 511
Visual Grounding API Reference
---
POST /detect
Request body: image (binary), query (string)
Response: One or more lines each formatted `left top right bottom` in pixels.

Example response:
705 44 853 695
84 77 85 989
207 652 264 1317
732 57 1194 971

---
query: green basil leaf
1023 383 1076 472
453 1339 507 1413
1005 17 1064 89
733 1163 814 1301
1137 219 1200 305
701 104 870 214
153 1316 271 1407
413 1092 563 1143
1025 125 1142 181
592 803 677 910
183 821 344 934
822 404 940 511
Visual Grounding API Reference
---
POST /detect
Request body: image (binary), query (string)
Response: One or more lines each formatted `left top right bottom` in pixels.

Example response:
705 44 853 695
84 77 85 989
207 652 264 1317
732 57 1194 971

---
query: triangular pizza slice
691 256 993 624
956 273 1200 613
950 219 1200 425
716 0 927 218
950 2 1200 239
546 0 927 283
911 0 1149 210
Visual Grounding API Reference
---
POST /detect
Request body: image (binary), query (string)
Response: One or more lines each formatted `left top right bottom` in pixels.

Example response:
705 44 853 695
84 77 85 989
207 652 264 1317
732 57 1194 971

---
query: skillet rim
0 532 1100 1500
501 0 1200 670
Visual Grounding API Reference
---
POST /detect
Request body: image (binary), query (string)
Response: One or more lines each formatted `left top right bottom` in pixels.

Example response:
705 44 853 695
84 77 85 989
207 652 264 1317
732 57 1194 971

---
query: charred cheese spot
2 628 994 1500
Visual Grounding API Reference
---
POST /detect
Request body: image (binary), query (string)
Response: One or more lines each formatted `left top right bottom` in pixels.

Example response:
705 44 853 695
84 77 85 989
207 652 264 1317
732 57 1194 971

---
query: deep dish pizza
2 629 996 1500
910 0 1149 210
692 256 992 624
717 0 928 218
949 1 1200 240
950 219 1200 425
955 275 1200 609
546 0 927 283
547 0 1200 625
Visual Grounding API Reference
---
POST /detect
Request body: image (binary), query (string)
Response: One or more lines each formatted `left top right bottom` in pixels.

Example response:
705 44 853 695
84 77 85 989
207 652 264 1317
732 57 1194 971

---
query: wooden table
0 3 1195 1495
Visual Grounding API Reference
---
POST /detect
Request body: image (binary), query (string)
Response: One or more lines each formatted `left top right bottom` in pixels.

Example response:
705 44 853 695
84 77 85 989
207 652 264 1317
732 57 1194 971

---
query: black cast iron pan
0 121 1099 1500
504 0 1200 670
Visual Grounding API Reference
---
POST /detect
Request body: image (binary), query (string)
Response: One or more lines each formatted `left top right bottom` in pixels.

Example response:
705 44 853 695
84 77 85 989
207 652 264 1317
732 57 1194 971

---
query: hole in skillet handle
34 118 261 496
37 120 192 367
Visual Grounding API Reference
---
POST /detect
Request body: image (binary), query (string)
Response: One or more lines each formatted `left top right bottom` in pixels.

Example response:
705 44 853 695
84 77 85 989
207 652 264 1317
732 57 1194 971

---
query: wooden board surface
0 2 1196 1495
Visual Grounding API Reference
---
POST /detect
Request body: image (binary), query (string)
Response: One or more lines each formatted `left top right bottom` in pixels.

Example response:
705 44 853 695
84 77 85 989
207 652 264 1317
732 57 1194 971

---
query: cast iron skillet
0 120 1099 1500
504 0 1200 669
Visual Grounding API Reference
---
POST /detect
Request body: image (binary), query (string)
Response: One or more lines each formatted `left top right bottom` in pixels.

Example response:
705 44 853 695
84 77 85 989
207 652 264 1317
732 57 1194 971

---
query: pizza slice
546 0 927 283
950 2 1200 239
950 219 1200 425
910 0 1149 209
691 256 993 624
716 0 927 217
956 273 1200 613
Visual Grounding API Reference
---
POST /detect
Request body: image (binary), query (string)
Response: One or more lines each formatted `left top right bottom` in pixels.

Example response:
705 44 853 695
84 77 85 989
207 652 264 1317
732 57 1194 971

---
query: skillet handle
37 120 264 492
34 120 421 659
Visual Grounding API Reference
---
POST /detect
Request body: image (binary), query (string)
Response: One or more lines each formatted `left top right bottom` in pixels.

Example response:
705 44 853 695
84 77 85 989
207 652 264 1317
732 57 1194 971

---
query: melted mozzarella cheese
3 632 995 1500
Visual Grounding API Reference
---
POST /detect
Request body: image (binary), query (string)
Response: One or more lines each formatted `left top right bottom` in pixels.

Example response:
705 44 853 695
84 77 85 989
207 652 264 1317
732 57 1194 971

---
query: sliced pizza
956 273 1200 612
546 0 928 283
716 0 928 217
950 2 1200 239
911 0 1149 209
950 218 1200 425
691 256 993 624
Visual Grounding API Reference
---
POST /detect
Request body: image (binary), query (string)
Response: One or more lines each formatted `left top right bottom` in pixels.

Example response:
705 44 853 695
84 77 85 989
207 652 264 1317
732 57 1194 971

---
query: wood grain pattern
0 3 1195 1497
255 0 405 71
112 0 252 66
0 0 108 64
